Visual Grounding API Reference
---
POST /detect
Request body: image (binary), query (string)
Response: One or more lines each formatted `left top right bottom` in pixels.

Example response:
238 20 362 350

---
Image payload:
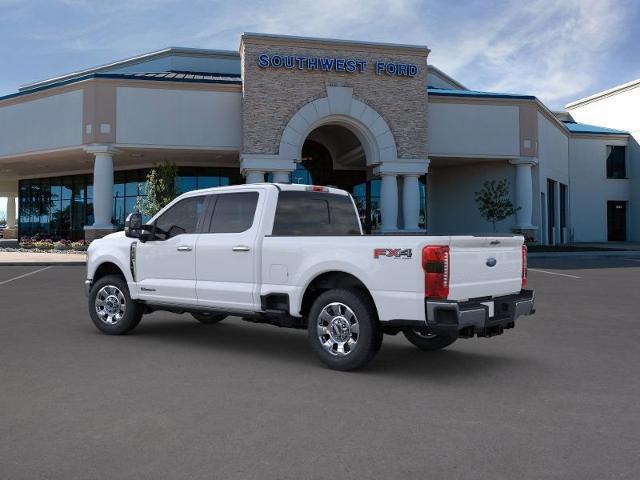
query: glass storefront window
18 167 241 240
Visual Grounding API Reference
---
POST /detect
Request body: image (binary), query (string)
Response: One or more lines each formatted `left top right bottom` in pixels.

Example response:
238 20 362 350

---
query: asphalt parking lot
1 258 639 479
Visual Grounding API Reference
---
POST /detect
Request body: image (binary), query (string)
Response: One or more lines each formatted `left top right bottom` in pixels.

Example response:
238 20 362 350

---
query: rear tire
89 274 143 335
403 329 457 351
191 312 227 324
308 289 382 371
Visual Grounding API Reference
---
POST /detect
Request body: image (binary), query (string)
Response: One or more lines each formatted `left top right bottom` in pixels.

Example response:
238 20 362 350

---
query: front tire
191 312 227 324
403 329 457 351
89 274 143 335
308 289 382 371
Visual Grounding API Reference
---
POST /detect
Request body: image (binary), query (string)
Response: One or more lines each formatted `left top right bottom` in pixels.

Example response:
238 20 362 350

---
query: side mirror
124 212 143 238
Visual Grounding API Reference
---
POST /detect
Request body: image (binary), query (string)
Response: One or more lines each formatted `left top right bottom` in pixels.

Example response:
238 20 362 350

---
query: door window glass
208 192 259 233
155 196 206 236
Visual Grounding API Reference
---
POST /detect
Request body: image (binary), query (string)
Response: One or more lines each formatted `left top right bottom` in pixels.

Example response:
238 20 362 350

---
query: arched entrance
252 86 429 232
295 124 382 233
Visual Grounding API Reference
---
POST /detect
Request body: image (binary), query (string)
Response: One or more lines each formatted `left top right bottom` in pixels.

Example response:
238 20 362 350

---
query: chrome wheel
95 285 127 325
317 302 359 357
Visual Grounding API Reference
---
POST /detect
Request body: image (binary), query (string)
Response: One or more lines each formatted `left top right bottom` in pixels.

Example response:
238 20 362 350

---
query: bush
71 240 90 251
33 241 54 250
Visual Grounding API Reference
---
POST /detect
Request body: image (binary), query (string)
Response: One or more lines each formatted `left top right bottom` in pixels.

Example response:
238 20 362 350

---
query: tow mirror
124 212 143 238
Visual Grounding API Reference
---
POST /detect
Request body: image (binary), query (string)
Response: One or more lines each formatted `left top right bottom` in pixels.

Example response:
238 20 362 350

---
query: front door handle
177 245 193 252
232 245 250 252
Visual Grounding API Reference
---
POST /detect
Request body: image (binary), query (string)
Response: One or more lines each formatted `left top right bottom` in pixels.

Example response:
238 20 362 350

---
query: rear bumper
385 289 535 338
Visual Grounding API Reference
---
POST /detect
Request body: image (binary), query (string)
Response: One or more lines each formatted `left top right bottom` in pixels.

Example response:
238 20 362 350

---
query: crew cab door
135 195 208 305
196 190 261 312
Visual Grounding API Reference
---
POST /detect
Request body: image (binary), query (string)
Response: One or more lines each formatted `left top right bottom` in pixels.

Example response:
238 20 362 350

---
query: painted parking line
0 266 52 287
528 268 581 279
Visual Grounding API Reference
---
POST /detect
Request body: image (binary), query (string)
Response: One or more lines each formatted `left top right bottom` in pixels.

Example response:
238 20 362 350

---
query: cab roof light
306 185 329 192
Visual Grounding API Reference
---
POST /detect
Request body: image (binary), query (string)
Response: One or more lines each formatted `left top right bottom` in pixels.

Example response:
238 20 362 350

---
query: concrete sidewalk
0 251 86 266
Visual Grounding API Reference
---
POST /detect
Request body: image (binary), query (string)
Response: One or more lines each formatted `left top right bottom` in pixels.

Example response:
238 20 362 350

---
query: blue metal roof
562 121 628 135
0 71 242 102
428 87 535 100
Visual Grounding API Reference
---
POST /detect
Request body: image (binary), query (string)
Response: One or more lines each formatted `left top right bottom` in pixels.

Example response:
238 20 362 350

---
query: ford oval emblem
486 257 497 267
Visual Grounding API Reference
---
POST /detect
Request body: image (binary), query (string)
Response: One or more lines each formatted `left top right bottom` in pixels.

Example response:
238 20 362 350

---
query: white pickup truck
85 183 535 370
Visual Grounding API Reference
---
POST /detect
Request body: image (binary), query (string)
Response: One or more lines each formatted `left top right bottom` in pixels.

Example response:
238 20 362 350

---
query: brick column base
84 227 116 242
2 228 18 240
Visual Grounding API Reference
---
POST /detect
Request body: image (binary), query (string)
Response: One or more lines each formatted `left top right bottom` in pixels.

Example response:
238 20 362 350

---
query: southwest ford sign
257 54 418 77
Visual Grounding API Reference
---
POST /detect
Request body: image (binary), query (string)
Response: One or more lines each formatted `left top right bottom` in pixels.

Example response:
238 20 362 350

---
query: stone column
2 194 18 240
84 145 117 240
244 170 265 184
271 171 290 184
402 174 421 231
240 154 295 185
6 195 16 229
509 158 538 230
379 173 398 232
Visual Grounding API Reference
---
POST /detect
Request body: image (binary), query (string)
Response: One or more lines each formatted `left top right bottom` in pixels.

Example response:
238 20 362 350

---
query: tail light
521 244 528 290
422 245 450 299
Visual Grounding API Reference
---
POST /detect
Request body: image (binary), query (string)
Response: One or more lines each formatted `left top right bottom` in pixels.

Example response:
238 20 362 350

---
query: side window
209 192 259 233
272 191 360 235
606 146 626 179
155 196 206 237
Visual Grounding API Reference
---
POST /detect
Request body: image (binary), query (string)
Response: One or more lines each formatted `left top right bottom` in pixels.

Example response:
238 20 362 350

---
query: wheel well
93 262 125 282
300 271 378 318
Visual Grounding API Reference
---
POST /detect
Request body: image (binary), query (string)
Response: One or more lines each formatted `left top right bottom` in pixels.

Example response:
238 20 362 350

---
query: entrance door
607 201 627 241
547 179 556 245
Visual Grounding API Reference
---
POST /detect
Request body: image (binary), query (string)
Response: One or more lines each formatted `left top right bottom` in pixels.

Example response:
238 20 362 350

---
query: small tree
474 179 520 232
136 161 178 217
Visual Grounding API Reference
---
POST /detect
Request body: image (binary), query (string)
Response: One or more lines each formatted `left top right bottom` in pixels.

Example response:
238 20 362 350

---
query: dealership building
0 33 636 243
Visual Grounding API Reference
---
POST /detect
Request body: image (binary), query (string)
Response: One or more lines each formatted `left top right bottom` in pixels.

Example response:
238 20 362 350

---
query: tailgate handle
490 240 501 245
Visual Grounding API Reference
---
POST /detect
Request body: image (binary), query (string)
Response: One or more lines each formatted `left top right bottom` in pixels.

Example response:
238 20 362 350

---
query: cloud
423 0 633 107
2 0 636 108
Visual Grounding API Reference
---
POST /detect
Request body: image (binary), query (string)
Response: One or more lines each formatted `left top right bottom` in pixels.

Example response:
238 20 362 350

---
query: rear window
272 191 361 235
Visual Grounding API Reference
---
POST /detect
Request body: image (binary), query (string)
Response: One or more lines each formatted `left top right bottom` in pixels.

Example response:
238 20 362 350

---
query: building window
18 166 242 241
606 146 626 179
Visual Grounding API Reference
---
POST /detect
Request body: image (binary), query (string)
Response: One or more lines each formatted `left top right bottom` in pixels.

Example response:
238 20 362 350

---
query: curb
529 251 640 258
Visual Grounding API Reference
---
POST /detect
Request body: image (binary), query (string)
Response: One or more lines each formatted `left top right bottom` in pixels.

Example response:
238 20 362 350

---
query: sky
1 0 640 217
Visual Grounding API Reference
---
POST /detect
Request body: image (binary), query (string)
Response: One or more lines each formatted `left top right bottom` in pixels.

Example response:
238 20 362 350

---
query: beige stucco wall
240 35 429 160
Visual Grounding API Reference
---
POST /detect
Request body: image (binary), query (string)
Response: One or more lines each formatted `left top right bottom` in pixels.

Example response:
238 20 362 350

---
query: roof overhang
19 47 240 93
565 78 640 109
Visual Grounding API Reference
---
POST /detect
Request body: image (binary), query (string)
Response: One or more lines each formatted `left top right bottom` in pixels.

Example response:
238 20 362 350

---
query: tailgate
448 236 523 300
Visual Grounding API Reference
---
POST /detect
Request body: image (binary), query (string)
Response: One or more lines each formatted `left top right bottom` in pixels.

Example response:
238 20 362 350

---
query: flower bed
1 237 92 254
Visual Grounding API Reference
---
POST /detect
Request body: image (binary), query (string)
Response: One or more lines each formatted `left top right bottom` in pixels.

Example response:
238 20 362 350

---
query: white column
84 145 117 232
510 158 537 229
272 171 290 183
379 173 398 232
245 170 265 184
402 174 421 231
6 195 16 229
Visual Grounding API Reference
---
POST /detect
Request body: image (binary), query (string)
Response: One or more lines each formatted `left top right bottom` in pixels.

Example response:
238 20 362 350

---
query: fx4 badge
373 248 413 259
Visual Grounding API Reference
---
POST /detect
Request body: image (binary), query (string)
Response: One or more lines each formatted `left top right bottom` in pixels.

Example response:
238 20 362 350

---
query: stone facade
240 34 429 161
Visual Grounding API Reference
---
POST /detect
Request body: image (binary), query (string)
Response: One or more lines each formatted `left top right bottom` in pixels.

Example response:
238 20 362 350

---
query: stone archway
278 86 398 166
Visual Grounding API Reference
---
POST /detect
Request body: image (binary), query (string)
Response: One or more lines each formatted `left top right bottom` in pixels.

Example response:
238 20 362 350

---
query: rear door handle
177 245 193 252
232 245 250 252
